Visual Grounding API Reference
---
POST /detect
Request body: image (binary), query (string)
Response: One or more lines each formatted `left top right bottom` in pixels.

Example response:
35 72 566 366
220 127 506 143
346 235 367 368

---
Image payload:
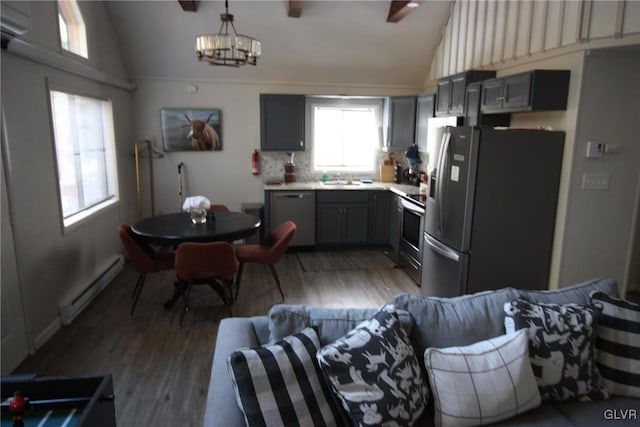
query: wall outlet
582 173 610 190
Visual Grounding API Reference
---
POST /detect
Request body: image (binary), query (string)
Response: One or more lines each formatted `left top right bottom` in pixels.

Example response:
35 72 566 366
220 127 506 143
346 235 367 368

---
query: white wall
1 1 135 350
557 49 640 292
132 80 416 214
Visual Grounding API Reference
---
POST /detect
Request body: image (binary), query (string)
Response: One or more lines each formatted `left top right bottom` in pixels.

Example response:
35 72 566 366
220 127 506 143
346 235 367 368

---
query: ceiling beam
288 0 304 18
387 0 423 23
178 1 198 12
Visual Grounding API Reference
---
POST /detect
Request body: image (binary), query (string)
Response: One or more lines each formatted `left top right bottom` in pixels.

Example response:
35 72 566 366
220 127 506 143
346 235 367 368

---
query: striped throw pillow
590 291 640 397
227 327 343 427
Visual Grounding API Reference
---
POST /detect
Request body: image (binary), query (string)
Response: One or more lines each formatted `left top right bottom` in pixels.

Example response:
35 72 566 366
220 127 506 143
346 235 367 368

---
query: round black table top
131 211 261 245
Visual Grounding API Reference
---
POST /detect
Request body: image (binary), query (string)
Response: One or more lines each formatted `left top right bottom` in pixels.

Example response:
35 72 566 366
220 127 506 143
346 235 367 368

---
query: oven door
398 197 425 285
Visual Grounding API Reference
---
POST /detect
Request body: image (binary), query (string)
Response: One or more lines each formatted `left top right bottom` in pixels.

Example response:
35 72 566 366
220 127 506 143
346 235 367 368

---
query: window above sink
306 97 383 173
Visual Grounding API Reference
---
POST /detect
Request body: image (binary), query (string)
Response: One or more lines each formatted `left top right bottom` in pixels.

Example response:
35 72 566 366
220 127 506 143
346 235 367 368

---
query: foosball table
1 375 115 427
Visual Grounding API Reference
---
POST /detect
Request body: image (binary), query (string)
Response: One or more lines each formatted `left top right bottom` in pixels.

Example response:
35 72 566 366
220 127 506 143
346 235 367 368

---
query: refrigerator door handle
438 131 451 234
424 233 460 262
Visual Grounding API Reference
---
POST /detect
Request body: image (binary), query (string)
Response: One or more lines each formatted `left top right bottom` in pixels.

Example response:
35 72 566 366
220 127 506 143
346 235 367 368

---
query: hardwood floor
12 250 419 427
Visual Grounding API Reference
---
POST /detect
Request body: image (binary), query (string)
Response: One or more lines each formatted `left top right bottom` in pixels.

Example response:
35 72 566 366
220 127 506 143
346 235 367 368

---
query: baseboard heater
58 255 124 325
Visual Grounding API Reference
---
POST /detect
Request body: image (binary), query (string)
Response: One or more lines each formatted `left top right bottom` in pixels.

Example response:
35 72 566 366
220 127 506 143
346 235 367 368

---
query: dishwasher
269 191 315 246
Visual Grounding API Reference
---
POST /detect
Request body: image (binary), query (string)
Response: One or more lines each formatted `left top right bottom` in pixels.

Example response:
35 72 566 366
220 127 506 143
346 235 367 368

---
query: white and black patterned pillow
504 299 608 401
316 304 429 427
227 327 343 427
590 291 640 398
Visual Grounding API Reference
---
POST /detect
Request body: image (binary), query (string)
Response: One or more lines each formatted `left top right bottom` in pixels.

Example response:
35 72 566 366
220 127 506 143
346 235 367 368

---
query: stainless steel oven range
398 193 426 285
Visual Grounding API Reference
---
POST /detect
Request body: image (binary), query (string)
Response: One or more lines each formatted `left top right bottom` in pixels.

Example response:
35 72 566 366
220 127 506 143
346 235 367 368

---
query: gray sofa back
268 304 414 345
392 277 618 356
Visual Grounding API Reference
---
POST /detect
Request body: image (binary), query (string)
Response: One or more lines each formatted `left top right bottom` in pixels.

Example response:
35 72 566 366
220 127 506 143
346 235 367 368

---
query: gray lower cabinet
388 195 402 260
316 191 369 245
317 204 369 245
369 191 391 245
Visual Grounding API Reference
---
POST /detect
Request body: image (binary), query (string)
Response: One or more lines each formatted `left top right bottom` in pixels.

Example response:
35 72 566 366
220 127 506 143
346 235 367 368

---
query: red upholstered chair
234 221 296 302
117 224 175 316
174 241 238 327
209 204 229 212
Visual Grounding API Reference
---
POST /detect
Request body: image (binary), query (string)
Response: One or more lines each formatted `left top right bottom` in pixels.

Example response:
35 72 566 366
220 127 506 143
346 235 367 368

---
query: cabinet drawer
316 190 369 204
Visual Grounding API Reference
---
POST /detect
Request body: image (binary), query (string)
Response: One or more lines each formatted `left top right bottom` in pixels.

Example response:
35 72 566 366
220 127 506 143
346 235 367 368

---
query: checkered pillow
424 329 541 427
227 327 343 427
590 291 640 397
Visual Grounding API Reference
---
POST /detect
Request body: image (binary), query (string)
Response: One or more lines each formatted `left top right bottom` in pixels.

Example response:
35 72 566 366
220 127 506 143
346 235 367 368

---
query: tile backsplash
260 150 413 183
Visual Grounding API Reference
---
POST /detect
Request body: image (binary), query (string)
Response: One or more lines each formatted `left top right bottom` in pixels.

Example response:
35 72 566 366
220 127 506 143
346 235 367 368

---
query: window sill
62 198 119 234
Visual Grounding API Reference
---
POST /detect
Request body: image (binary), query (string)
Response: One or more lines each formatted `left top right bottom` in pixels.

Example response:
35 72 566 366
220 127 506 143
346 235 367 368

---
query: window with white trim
49 90 119 227
308 97 383 172
58 0 88 58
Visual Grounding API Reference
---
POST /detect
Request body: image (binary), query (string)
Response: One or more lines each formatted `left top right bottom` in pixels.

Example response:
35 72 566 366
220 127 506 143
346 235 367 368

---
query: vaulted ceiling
104 0 452 88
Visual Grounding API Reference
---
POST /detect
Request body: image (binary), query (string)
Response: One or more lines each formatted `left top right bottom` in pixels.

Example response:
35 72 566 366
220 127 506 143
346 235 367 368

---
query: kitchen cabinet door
389 195 402 258
260 94 305 151
415 93 435 152
435 79 452 116
316 205 343 245
385 96 416 152
368 191 391 244
465 83 510 127
480 70 570 114
479 79 505 113
343 204 369 244
436 70 496 117
449 73 468 116
502 73 532 111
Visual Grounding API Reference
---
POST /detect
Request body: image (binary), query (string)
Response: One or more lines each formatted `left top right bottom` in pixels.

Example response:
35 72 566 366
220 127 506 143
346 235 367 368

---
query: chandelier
195 0 261 67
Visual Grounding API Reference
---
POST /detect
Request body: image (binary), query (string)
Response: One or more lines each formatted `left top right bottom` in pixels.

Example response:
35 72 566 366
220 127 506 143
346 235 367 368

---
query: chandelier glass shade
195 1 261 67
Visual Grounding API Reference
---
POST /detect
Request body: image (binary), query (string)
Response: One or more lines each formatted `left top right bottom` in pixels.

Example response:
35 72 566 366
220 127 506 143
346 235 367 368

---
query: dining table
130 210 261 309
131 210 261 246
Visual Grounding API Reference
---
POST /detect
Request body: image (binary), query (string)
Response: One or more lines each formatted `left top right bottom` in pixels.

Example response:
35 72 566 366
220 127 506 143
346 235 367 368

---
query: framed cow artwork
160 108 222 152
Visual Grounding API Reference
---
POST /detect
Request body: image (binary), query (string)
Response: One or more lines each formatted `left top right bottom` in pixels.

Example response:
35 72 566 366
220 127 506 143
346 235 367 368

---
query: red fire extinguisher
251 149 260 176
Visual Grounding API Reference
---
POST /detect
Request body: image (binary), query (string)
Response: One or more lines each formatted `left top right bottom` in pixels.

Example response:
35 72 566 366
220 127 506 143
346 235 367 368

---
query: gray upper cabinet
384 96 416 152
260 94 305 151
465 83 510 127
480 70 570 114
436 70 496 117
415 93 435 152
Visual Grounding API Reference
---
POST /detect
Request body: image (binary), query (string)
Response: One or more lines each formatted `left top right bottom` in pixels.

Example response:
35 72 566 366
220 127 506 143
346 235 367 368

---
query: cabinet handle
300 140 303 147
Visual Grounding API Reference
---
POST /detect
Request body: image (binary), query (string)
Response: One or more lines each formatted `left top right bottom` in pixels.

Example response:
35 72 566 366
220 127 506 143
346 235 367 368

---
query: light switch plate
586 141 604 158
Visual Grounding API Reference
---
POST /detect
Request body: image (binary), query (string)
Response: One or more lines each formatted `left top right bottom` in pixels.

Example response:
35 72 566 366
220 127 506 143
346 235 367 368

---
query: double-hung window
307 97 383 173
49 90 119 228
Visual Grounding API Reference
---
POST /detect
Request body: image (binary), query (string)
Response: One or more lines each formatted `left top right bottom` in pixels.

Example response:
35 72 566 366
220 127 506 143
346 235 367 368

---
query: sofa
204 277 639 426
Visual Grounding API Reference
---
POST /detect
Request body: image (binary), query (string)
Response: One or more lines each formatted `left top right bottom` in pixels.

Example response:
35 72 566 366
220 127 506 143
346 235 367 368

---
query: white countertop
264 181 423 197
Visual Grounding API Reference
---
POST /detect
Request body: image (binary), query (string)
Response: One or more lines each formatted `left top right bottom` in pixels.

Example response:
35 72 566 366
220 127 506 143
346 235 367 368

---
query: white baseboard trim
32 317 62 352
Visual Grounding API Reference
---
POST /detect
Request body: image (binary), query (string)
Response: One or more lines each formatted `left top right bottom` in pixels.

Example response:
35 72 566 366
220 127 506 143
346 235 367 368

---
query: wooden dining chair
174 241 238 327
234 221 296 302
117 224 175 316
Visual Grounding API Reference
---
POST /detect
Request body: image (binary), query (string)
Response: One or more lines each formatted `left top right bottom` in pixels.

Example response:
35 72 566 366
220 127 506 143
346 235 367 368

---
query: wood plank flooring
11 250 419 427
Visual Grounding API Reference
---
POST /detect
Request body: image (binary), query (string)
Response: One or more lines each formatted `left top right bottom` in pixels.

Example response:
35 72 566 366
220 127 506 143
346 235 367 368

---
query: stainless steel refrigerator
421 126 564 297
